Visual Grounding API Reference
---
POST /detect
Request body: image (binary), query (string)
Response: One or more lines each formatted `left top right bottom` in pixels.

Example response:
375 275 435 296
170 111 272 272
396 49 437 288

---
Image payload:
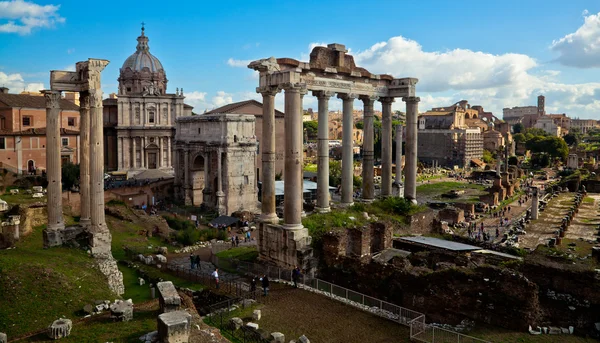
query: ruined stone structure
44 59 124 295
173 114 258 215
103 26 192 173
249 43 419 270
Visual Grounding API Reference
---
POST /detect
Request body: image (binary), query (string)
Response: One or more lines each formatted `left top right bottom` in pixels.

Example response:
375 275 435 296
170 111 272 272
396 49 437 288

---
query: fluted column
338 93 356 205
394 122 404 196
43 90 65 232
132 137 137 168
360 95 377 202
184 148 191 205
283 83 305 230
117 137 123 170
79 92 91 227
258 86 280 223
314 91 333 212
403 96 420 203
380 97 395 197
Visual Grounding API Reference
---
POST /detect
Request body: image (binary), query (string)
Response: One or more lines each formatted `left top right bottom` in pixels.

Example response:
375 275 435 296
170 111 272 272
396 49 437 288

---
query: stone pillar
184 149 191 205
89 85 111 256
79 92 91 227
167 137 171 168
142 137 146 168
394 123 404 197
283 83 305 230
380 97 395 197
314 91 333 212
43 90 65 236
158 137 163 168
258 86 280 223
403 96 420 204
132 137 137 168
360 95 377 202
532 187 539 220
338 93 356 205
216 149 225 215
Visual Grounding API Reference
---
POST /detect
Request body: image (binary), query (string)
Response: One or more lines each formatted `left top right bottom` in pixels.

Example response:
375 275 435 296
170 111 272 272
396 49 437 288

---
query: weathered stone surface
156 254 167 263
298 335 310 343
139 277 146 286
110 300 133 322
252 309 261 321
229 317 243 330
157 311 191 343
47 318 72 339
0 332 6 343
270 332 285 343
96 256 125 295
157 281 181 313
246 322 259 330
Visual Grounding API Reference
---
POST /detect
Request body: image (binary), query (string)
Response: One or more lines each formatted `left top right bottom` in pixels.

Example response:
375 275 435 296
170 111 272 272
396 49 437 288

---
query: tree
329 160 342 187
525 128 548 137
61 162 80 190
513 123 524 133
482 150 494 164
526 136 568 160
563 133 580 146
355 121 364 130
303 121 318 141
513 133 526 143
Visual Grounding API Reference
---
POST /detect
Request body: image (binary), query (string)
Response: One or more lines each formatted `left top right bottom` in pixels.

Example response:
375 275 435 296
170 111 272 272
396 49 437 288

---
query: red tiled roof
0 93 80 111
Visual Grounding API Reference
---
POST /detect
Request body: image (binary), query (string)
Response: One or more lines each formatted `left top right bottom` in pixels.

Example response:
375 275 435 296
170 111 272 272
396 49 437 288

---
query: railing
165 263 247 296
204 294 270 343
211 257 492 342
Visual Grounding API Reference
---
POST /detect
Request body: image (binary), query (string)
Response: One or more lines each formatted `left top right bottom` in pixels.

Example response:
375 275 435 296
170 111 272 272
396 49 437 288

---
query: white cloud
211 91 233 108
0 0 65 35
183 91 208 110
0 71 44 92
227 58 252 68
550 11 600 68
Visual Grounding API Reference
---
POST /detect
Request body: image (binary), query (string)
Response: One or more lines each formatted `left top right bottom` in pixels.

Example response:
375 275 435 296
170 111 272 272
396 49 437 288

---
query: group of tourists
189 254 201 269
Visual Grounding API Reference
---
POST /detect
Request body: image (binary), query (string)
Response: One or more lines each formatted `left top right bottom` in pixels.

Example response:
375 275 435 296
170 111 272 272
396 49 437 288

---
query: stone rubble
252 309 261 321
0 332 6 343
110 299 134 322
47 318 72 340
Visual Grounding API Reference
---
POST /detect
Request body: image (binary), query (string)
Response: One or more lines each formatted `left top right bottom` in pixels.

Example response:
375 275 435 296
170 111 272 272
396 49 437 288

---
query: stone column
403 96 420 204
184 149 191 205
89 85 111 256
532 187 539 220
79 92 91 227
167 137 171 168
216 149 225 215
283 83 305 230
43 90 65 234
360 95 377 202
314 91 333 212
258 86 280 223
380 97 395 197
132 137 137 168
158 137 163 168
338 93 356 205
142 137 146 168
117 137 123 170
394 123 403 196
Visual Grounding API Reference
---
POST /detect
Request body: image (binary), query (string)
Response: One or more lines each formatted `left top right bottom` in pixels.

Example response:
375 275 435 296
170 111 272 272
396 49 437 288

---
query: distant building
0 87 81 174
534 116 563 136
503 95 545 129
483 130 504 152
571 118 597 134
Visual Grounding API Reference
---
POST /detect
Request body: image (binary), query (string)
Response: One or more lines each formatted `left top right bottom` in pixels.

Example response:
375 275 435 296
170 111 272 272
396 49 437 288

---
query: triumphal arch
249 43 419 269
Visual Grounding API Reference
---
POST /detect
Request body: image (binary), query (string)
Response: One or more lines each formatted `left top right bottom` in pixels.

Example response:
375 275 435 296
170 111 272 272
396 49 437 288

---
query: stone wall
453 203 474 217
258 223 315 273
438 207 465 224
9 203 46 237
404 209 436 235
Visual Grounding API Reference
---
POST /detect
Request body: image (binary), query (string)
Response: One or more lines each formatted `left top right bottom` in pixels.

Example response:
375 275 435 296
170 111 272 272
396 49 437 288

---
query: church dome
122 28 164 72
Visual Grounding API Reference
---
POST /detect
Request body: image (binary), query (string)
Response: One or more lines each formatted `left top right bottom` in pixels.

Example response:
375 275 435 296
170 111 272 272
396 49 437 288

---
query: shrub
372 197 412 216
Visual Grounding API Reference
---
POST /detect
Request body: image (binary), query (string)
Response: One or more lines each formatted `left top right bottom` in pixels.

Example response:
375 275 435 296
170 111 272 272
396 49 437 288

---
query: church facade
103 27 192 173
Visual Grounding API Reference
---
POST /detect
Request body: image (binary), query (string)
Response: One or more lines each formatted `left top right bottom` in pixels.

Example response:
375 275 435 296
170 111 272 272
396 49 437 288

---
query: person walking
195 255 201 269
212 268 220 289
235 235 240 247
261 274 270 296
292 266 300 288
250 276 257 292
190 254 195 269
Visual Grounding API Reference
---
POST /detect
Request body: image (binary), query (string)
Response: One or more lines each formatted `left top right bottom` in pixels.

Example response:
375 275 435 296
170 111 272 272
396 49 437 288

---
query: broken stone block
252 309 261 321
144 256 154 265
548 326 561 335
158 311 191 343
0 332 6 343
298 335 310 343
158 246 168 255
157 281 181 313
139 277 146 286
229 317 243 330
246 322 259 330
110 300 133 322
156 254 167 263
47 318 72 339
270 332 285 343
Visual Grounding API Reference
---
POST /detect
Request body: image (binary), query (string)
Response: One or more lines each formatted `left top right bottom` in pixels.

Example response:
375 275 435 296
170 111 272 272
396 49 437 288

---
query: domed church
103 25 193 173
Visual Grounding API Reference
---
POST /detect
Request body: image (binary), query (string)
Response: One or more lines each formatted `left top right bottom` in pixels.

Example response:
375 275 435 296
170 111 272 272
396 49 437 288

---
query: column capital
337 93 357 101
281 82 306 93
312 90 334 99
402 96 421 103
359 95 379 105
79 91 90 110
379 97 395 104
42 90 61 109
89 89 103 108
256 86 280 96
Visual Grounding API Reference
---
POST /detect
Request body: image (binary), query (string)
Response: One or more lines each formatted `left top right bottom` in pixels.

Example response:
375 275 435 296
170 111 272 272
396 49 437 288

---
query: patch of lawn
303 163 318 173
417 181 485 196
470 324 597 343
583 196 595 204
0 193 46 205
119 264 154 304
107 215 175 261
215 246 258 262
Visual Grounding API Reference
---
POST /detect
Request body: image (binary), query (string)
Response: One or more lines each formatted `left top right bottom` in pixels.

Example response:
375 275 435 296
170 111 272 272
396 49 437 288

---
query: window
62 138 69 146
30 137 39 149
0 137 5 149
0 117 5 129
127 87 132 92
22 116 32 126
68 117 76 126
149 111 155 123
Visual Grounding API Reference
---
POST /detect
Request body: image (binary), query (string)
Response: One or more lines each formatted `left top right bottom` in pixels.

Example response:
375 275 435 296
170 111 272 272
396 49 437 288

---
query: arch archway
192 154 206 206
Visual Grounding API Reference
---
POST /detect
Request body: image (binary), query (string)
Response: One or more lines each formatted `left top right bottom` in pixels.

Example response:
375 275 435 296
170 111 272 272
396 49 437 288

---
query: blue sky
3 0 600 118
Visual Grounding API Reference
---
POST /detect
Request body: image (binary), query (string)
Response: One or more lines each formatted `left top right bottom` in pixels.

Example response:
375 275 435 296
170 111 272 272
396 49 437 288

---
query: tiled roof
205 100 285 117
0 93 80 111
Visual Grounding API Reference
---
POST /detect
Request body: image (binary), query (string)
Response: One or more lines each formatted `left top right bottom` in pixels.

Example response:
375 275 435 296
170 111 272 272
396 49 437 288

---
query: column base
405 197 418 205
359 198 374 203
79 218 91 228
340 202 354 208
314 206 331 213
283 223 304 232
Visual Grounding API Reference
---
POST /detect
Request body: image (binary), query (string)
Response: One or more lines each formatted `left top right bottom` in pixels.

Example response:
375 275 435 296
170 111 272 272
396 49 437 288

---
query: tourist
190 254 194 269
250 276 257 292
496 227 500 238
261 274 270 296
212 268 219 289
235 235 240 247
195 255 201 269
231 236 235 246
292 266 300 288
246 231 251 242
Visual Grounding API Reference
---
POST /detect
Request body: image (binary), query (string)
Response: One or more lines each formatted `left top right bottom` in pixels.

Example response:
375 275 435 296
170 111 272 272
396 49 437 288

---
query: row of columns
118 136 172 170
258 83 420 230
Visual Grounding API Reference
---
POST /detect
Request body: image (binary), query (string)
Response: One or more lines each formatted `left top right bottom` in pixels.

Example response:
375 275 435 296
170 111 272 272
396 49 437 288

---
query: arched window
149 111 155 123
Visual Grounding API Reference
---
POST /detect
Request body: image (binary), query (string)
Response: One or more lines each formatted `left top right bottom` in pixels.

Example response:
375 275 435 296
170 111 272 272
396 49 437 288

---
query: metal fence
204 294 270 343
211 257 492 342
166 263 248 296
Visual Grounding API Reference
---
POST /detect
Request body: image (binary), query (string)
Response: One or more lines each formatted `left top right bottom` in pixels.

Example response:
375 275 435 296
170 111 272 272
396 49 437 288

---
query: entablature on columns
50 58 109 92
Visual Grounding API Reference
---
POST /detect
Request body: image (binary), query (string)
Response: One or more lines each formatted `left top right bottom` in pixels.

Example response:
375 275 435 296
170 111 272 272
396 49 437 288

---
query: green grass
0 193 47 205
583 196 595 204
303 163 318 173
119 264 154 304
215 246 258 262
416 181 486 196
107 215 175 261
0 225 115 338
470 324 597 343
